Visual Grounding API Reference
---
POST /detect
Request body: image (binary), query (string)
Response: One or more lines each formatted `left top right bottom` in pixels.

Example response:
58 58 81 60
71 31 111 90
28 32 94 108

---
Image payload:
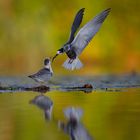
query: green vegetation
0 0 139 75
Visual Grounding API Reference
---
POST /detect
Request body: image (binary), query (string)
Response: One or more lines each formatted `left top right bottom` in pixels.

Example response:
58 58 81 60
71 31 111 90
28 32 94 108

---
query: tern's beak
52 53 59 62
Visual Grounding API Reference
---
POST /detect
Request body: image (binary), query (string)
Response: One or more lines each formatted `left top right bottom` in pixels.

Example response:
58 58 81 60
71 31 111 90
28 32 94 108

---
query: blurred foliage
0 0 140 75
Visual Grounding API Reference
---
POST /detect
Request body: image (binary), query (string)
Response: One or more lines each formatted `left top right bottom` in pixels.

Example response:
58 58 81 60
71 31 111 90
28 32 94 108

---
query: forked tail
62 57 83 70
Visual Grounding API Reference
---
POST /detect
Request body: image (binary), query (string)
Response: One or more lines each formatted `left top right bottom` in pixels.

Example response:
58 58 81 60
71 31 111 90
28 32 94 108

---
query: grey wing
38 69 52 81
71 8 111 55
67 8 85 44
30 68 52 81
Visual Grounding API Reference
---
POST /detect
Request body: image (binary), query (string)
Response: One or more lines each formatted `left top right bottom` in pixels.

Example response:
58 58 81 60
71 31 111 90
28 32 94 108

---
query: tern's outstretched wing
67 8 85 44
71 8 111 55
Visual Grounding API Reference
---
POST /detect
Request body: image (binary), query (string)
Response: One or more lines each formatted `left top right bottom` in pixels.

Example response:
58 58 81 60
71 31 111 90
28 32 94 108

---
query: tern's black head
57 44 70 54
57 48 64 54
44 58 50 65
52 48 64 62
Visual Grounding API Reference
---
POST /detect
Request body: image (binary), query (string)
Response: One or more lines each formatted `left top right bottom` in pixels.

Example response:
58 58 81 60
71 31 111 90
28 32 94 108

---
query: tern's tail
62 57 83 70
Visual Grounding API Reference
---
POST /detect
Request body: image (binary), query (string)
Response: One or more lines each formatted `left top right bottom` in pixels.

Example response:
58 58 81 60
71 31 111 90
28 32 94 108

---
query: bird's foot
68 59 74 64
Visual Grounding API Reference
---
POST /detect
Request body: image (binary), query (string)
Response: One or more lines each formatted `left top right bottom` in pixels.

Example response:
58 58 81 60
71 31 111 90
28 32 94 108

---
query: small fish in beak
52 48 64 62
52 53 59 62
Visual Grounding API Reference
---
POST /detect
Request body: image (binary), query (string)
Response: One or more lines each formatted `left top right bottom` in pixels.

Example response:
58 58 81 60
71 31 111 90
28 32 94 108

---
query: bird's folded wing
32 68 51 77
67 8 85 44
71 8 111 55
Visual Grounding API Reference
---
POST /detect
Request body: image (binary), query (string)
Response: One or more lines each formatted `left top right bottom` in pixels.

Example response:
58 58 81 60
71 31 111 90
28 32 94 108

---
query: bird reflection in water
58 107 93 140
29 95 53 120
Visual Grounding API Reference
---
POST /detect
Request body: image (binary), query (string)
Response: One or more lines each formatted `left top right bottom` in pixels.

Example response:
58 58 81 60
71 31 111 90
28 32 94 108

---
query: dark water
0 75 140 140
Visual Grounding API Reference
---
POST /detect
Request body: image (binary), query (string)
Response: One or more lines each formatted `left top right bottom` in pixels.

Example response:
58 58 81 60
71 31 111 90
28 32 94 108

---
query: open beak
52 54 59 62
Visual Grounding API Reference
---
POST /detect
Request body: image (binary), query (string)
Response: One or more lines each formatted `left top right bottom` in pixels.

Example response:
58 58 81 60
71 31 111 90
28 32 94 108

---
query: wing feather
71 8 111 55
67 8 85 44
29 68 51 78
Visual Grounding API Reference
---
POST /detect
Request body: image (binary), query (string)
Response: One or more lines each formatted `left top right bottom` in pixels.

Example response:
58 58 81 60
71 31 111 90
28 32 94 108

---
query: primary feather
67 8 85 44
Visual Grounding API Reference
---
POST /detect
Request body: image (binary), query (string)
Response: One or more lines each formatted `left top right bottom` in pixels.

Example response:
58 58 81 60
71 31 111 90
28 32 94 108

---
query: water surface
0 75 140 140
0 88 140 140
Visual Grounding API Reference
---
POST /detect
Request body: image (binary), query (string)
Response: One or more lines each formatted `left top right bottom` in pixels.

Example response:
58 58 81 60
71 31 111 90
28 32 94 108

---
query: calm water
0 88 140 140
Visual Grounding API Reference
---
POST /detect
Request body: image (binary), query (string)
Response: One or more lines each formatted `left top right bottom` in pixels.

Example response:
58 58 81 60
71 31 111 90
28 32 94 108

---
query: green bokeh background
0 1 140 140
0 0 140 75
